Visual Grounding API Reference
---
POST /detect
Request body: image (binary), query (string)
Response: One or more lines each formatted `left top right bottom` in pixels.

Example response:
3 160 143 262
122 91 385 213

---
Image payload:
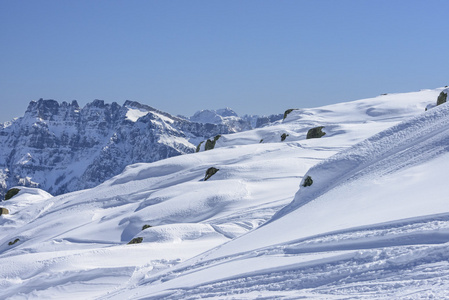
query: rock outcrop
127 237 143 244
437 91 448 106
5 188 20 200
204 167 219 181
306 126 326 139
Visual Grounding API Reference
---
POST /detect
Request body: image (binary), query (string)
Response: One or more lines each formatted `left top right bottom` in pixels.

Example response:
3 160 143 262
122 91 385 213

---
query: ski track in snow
112 214 449 299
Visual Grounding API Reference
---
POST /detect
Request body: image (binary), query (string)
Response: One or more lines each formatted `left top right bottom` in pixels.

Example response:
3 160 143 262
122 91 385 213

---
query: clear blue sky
1 0 448 123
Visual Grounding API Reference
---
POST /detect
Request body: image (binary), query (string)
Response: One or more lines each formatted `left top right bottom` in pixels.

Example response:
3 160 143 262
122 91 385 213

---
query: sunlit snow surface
1 88 448 299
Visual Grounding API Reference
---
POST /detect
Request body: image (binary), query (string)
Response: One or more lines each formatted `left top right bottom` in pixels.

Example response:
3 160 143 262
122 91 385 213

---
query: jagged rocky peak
25 99 60 120
190 108 238 123
25 99 82 121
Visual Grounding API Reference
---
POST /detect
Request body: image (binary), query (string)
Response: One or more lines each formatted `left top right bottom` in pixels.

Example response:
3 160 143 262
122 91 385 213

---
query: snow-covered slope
107 90 449 299
0 88 446 299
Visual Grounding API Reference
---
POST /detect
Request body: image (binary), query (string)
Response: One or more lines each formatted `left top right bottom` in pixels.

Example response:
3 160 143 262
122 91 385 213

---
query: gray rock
204 167 219 181
437 91 447 106
283 109 297 120
204 135 221 151
302 176 313 187
128 237 143 244
306 126 326 139
5 188 20 200
8 238 19 246
142 224 152 231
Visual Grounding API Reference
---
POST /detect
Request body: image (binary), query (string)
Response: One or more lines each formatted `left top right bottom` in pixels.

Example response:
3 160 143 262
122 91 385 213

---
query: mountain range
0 99 281 197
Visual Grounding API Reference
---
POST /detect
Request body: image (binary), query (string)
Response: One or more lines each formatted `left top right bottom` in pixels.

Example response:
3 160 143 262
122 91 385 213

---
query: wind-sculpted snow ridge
0 87 447 299
274 97 449 220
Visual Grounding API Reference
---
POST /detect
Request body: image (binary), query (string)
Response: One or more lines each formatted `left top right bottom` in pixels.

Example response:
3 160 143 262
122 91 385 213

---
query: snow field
0 87 446 299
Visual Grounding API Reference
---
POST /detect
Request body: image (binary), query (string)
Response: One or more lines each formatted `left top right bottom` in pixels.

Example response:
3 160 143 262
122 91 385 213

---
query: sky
1 0 448 123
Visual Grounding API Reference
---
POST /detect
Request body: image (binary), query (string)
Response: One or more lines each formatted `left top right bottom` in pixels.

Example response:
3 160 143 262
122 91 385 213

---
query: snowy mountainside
0 87 447 299
0 99 245 197
197 89 435 152
106 90 449 299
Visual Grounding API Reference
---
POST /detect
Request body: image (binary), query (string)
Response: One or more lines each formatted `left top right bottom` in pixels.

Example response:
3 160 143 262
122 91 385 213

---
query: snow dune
0 88 447 299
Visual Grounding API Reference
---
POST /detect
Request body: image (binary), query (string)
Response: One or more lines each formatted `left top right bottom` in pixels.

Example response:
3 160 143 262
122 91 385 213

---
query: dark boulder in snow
8 238 19 246
306 126 326 139
142 224 152 231
128 237 143 244
437 91 448 106
196 141 204 152
5 188 20 200
302 176 313 187
0 207 9 215
205 135 221 151
283 109 297 120
204 167 219 181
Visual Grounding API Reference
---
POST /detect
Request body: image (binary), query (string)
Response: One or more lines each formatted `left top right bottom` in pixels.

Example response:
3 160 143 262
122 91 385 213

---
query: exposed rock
302 176 313 187
283 109 297 120
0 207 9 215
306 126 326 139
8 238 19 246
204 167 219 181
128 237 143 244
205 135 221 151
196 141 204 153
5 188 20 200
281 133 289 141
142 224 152 231
437 91 448 106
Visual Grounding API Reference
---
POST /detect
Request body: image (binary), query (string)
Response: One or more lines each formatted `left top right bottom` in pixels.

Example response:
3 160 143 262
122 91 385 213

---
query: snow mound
137 223 225 243
4 187 53 202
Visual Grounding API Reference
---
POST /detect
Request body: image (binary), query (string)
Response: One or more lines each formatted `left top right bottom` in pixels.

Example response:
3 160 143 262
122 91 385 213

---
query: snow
1 87 449 299
125 107 149 122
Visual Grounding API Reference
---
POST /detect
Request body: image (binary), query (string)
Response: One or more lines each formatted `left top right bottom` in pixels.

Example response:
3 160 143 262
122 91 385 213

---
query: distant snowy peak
190 108 283 133
190 109 225 124
216 107 238 117
190 108 238 124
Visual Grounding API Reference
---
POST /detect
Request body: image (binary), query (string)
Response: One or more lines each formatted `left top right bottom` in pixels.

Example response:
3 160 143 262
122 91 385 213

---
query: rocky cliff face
0 99 240 197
